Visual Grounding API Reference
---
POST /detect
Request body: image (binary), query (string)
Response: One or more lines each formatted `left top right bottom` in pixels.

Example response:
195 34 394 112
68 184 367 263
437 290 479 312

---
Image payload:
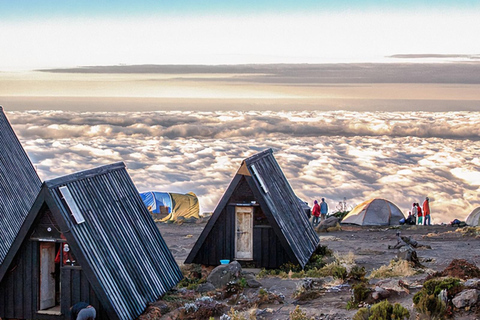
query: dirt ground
157 221 480 319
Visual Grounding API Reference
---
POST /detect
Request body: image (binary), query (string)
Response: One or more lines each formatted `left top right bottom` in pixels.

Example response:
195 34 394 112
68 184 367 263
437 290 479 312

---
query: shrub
280 261 302 273
332 265 348 280
259 288 268 297
348 265 367 282
238 277 247 288
314 244 333 257
289 305 314 320
222 307 247 320
352 283 371 305
414 293 446 319
332 210 350 221
413 278 463 319
305 253 326 270
346 283 371 310
369 259 416 279
353 300 409 320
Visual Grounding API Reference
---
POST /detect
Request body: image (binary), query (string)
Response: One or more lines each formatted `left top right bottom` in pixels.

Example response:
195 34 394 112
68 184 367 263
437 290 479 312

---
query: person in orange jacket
423 197 431 225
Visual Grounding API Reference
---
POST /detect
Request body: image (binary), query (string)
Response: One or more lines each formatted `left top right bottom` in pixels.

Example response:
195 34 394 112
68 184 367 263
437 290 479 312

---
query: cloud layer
9 110 480 223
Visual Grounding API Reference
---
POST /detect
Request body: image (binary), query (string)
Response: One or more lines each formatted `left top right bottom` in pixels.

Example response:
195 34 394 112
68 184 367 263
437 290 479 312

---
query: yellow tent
341 198 405 226
160 192 200 222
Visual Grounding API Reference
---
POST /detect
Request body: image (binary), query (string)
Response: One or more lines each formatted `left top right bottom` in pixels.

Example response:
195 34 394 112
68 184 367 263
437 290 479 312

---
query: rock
452 289 480 309
371 286 391 300
246 278 262 288
315 217 340 232
438 289 448 305
397 246 420 266
372 279 409 297
197 282 216 292
241 272 257 281
464 278 480 289
207 261 242 288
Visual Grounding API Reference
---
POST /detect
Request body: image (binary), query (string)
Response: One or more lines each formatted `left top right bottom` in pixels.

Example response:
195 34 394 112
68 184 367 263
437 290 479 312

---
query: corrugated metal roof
45 162 182 320
244 149 319 267
0 106 41 265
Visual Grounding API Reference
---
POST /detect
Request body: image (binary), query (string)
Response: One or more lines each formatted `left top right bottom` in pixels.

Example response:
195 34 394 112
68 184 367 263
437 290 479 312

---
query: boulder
246 278 262 288
463 278 480 289
371 286 391 300
207 261 242 288
397 247 421 267
452 289 480 309
315 217 340 232
373 279 410 296
197 282 216 293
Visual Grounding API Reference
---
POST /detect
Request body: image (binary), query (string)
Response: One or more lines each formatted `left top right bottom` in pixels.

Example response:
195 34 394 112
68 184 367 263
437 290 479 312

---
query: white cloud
8 110 480 223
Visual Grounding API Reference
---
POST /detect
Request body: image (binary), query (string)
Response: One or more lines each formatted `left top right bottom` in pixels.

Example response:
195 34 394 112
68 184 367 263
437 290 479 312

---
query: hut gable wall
186 149 319 269
190 176 251 265
189 175 294 268
0 162 182 320
0 203 107 320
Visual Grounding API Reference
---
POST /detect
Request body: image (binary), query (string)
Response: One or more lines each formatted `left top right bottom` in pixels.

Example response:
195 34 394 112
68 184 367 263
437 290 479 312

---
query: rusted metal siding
0 106 42 265
45 162 182 320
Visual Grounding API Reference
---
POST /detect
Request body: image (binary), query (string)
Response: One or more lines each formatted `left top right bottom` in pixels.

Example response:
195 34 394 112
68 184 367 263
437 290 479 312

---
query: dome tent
341 198 405 226
466 207 480 226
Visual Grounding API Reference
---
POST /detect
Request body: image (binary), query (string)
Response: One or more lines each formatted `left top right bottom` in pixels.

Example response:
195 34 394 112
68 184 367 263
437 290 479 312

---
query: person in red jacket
423 197 431 225
417 203 423 225
312 200 321 227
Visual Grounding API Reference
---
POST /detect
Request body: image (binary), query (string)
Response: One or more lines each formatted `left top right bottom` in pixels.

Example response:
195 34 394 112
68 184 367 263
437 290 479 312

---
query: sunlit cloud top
7 110 480 224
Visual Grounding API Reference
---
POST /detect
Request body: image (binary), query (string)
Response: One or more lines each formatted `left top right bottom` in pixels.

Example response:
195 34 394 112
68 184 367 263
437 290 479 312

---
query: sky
1 1 480 69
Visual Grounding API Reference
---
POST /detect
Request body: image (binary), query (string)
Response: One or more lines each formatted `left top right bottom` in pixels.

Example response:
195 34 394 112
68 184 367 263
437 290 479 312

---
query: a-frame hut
185 149 319 269
0 106 42 266
0 162 182 320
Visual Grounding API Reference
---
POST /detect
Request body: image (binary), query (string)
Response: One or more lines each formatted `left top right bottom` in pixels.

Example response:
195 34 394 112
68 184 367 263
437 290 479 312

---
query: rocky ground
151 221 480 319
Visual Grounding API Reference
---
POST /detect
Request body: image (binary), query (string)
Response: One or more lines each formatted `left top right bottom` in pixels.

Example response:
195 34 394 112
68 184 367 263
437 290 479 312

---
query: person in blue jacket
320 198 329 221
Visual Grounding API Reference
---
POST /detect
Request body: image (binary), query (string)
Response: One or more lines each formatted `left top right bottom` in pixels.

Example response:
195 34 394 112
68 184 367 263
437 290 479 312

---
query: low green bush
413 277 463 319
353 300 409 320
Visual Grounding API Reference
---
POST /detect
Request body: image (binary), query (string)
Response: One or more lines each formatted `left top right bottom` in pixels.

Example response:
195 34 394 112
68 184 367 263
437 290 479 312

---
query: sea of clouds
8 110 480 224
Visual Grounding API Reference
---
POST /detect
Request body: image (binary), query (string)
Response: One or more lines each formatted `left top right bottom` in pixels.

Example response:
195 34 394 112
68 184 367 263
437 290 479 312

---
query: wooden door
39 242 56 310
235 206 253 260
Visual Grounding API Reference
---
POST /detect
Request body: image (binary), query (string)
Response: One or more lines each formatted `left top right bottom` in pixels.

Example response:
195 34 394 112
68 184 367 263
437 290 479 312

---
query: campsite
1 107 480 320
155 220 480 319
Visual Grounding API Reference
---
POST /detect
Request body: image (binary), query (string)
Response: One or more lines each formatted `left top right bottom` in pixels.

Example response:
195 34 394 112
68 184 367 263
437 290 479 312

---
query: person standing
417 203 423 225
312 200 321 227
320 198 328 221
411 203 418 220
423 197 431 225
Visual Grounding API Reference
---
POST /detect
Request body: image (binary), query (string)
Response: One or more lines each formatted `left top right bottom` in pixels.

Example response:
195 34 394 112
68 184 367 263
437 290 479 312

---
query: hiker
423 197 431 225
312 200 321 226
417 203 423 225
320 198 328 221
411 203 418 220
405 211 415 225
71 302 96 320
